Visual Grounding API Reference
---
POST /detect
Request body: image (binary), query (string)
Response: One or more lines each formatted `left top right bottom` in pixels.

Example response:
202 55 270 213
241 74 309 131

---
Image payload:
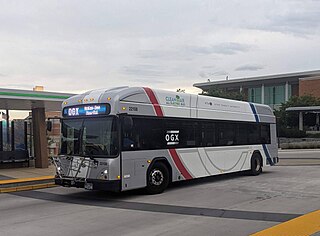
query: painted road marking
11 190 300 223
251 209 320 236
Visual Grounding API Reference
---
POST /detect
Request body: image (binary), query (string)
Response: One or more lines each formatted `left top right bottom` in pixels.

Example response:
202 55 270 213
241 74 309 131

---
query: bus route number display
63 104 109 117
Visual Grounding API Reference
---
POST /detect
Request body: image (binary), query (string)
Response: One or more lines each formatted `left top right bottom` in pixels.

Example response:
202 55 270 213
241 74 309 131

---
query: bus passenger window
201 123 215 147
122 117 164 151
218 123 235 146
248 124 260 144
260 124 271 144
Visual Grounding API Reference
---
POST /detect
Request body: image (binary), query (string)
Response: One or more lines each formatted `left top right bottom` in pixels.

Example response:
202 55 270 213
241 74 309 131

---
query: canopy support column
5 109 9 146
32 107 48 168
0 121 3 151
261 84 265 104
285 81 289 102
299 112 304 131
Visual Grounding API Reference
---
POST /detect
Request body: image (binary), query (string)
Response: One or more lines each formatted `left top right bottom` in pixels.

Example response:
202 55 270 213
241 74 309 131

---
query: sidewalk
278 148 320 166
279 148 320 152
0 165 56 193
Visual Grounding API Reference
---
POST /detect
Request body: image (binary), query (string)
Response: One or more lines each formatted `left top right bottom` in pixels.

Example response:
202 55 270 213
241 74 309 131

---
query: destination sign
63 104 110 117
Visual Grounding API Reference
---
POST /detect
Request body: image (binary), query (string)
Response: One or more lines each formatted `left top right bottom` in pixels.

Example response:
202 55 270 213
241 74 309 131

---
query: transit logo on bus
68 107 80 116
165 95 185 106
165 130 179 145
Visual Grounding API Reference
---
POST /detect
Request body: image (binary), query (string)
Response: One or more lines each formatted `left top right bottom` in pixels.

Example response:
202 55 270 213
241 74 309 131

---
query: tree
176 88 185 93
200 86 246 101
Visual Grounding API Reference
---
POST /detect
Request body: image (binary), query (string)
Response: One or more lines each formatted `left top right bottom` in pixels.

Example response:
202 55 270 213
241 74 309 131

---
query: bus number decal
166 130 179 145
129 107 138 112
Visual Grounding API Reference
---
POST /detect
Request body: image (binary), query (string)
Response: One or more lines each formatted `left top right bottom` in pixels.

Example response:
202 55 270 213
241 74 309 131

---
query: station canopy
0 88 74 111
286 106 320 113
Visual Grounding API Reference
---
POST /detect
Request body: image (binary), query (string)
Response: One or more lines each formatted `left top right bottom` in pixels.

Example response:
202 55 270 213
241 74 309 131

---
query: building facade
194 70 320 110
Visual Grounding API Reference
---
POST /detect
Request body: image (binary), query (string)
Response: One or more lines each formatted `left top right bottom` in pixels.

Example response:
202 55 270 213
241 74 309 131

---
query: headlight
99 169 108 180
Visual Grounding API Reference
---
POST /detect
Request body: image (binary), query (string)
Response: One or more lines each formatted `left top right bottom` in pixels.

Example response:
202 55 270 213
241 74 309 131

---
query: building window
264 85 287 106
248 87 262 103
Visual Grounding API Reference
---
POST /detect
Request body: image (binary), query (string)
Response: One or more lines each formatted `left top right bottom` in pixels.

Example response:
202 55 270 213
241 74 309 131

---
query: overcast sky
0 0 320 94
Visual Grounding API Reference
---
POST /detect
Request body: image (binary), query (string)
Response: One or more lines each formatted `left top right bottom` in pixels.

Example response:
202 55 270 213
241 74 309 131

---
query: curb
278 149 320 152
0 183 57 193
0 176 56 193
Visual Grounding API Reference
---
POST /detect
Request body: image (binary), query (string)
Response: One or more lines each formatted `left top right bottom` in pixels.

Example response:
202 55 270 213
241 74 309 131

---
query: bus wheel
250 153 262 176
146 162 169 194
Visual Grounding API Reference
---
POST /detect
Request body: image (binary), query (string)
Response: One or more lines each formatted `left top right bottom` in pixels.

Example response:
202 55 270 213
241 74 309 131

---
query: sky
0 0 320 96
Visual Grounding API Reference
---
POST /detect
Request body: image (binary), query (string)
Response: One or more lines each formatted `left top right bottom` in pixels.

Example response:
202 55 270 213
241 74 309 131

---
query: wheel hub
151 169 164 186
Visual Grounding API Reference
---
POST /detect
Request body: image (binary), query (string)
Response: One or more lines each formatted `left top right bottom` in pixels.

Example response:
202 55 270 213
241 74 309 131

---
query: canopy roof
0 88 74 111
286 106 320 113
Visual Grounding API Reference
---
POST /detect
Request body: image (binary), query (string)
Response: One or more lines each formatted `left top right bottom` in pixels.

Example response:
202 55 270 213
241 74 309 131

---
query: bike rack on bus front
51 156 93 182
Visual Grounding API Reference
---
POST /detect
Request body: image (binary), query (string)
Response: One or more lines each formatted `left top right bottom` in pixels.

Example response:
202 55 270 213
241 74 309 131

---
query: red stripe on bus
169 149 193 180
143 87 164 117
143 87 191 179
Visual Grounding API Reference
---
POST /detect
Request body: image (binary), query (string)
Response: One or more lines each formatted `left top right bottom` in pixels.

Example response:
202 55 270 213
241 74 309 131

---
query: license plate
84 182 93 190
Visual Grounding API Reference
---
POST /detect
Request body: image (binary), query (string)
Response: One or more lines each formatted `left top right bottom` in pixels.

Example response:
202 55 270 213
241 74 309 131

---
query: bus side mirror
123 117 133 132
46 121 52 132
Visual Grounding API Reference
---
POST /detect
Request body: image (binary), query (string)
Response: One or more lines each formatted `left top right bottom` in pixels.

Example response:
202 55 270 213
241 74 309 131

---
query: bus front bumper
55 177 121 192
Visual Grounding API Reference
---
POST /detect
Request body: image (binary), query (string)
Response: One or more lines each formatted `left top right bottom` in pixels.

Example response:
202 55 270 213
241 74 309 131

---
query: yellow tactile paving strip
0 176 54 185
0 175 56 193
0 183 56 193
251 210 320 236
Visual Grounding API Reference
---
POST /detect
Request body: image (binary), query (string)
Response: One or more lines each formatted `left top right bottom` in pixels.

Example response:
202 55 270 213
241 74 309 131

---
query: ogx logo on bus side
166 130 179 145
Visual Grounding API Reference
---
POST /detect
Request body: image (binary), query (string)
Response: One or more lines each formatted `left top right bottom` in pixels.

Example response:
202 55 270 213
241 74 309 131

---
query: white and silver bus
53 87 278 194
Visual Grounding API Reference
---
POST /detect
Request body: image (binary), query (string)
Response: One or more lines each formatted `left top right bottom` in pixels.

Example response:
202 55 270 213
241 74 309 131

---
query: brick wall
291 84 299 96
46 111 61 156
299 76 320 98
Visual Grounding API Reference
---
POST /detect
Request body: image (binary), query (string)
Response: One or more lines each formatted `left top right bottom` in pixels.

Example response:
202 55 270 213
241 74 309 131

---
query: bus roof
62 87 275 123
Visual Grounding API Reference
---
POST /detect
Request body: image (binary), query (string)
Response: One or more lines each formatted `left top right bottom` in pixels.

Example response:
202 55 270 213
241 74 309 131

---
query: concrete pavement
0 149 319 193
0 165 319 236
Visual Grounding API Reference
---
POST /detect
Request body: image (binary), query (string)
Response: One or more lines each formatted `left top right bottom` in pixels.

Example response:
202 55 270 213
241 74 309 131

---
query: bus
53 86 278 194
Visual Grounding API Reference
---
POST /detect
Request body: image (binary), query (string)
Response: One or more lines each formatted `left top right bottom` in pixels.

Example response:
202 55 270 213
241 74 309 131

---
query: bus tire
146 162 169 194
250 153 262 176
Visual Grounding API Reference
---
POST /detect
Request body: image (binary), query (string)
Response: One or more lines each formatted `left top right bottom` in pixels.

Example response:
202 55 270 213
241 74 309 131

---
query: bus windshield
60 117 118 157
